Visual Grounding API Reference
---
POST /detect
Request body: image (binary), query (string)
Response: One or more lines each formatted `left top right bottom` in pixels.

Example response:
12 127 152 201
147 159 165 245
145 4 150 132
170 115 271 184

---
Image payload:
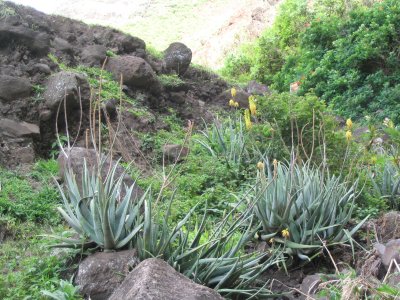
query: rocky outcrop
109 258 224 300
163 42 192 76
0 75 32 102
80 45 107 67
42 71 90 119
75 250 139 300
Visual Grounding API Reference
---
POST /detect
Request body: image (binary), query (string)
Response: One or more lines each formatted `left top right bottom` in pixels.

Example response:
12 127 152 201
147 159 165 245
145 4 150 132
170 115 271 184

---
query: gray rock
109 258 224 300
0 23 50 55
162 144 189 163
43 71 89 113
246 80 270 95
52 37 74 55
75 250 139 300
163 42 192 75
31 63 51 75
105 56 160 92
0 75 31 102
57 147 142 200
0 118 39 138
118 35 146 53
375 239 400 270
81 45 107 67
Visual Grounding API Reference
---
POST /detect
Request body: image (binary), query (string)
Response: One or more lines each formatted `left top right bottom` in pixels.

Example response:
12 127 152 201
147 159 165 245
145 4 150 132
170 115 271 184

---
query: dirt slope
9 0 283 68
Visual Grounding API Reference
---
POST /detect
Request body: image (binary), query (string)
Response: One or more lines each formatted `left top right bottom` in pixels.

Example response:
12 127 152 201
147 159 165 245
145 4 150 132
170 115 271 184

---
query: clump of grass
158 74 185 88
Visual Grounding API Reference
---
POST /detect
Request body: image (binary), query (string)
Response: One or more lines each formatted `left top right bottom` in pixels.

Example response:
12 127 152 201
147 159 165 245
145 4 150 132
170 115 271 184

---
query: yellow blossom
234 101 239 108
257 161 264 170
281 228 290 239
229 99 235 107
249 95 257 116
269 238 275 244
345 130 352 142
383 118 394 128
231 87 237 98
244 109 252 130
346 118 353 130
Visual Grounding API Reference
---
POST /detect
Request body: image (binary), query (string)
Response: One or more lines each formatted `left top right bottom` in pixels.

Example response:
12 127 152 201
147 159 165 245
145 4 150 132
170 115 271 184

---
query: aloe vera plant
196 116 250 168
370 162 400 209
254 158 367 260
55 158 145 252
137 197 282 298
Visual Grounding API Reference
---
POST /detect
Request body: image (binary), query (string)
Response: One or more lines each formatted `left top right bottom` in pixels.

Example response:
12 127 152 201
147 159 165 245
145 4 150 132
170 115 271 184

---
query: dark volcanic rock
0 75 31 102
81 44 107 67
109 258 224 300
0 118 39 138
105 55 160 92
75 250 139 300
0 22 50 55
163 42 192 76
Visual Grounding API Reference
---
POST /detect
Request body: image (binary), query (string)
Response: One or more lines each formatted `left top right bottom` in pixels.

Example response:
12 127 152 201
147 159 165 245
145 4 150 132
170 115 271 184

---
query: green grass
0 159 81 299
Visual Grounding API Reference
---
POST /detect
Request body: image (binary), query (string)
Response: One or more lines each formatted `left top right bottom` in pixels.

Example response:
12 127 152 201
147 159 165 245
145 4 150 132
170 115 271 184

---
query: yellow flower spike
234 101 239 108
345 130 352 142
244 109 252 130
231 87 237 98
249 95 257 116
228 99 235 107
281 228 290 239
257 161 264 170
346 118 353 130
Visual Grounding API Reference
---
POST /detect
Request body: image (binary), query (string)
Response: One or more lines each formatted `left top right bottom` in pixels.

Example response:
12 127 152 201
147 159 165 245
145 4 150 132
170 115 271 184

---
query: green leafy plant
253 157 367 260
158 74 185 88
54 157 145 251
41 279 82 300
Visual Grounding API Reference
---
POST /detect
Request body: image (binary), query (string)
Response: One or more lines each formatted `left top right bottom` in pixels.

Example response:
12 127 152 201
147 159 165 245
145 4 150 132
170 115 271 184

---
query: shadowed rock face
75 250 140 300
109 258 224 300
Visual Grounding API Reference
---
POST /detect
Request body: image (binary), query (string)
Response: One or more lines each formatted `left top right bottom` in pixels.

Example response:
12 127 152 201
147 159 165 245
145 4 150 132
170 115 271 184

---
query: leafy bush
55 158 145 251
253 157 366 260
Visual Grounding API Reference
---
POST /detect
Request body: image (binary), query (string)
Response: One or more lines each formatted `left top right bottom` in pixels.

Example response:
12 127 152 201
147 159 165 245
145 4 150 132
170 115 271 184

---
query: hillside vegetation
1 0 400 299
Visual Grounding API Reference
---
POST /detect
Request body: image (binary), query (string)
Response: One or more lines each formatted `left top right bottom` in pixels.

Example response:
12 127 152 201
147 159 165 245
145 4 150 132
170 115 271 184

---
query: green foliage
105 50 116 57
55 158 145 251
0 225 76 300
158 74 185 88
146 45 164 60
0 160 61 225
253 157 366 260
0 1 16 18
41 279 82 300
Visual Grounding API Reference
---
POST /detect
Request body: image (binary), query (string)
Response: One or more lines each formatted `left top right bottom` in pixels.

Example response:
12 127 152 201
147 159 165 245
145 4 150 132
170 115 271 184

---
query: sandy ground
9 0 283 68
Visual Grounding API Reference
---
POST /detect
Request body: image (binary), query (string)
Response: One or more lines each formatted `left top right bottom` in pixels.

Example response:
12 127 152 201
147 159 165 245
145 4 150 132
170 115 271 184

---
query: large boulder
163 42 192 76
0 23 50 55
105 56 160 92
0 118 39 138
42 71 90 120
81 45 107 67
109 258 224 300
57 147 143 200
0 75 32 102
75 250 139 300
